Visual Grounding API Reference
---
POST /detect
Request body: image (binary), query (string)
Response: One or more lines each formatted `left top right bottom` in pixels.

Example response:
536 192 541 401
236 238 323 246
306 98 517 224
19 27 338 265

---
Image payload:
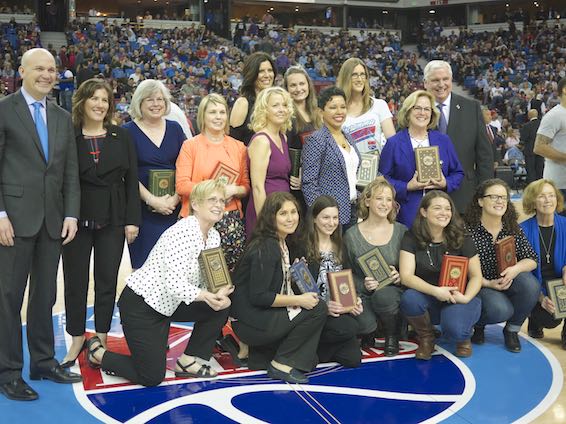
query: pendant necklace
538 225 554 264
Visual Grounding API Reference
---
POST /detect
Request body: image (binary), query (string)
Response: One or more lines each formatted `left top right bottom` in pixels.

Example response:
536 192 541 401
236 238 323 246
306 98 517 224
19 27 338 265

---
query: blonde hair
129 79 171 120
249 87 294 133
196 93 230 134
522 179 564 215
358 177 398 222
397 90 439 130
336 58 372 114
190 179 226 210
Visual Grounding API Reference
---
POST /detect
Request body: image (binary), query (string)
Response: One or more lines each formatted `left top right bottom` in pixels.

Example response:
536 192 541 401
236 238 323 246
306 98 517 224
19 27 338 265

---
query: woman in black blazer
61 79 141 367
231 192 327 384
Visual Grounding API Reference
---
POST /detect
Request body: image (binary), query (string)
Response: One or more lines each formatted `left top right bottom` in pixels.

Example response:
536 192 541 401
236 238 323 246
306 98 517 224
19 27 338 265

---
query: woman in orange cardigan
176 94 250 271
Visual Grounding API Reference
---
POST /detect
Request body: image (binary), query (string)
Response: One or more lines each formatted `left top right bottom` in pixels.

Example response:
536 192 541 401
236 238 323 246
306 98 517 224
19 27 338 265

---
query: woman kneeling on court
231 192 327 384
85 180 232 387
400 191 482 359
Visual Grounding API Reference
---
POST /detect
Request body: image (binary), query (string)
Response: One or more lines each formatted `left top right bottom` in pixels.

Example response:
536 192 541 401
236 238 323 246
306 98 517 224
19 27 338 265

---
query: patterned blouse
317 250 343 303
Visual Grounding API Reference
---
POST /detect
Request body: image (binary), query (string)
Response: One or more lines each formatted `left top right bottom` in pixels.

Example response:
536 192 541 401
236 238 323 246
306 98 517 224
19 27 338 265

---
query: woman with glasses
85 180 233 386
176 94 250 272
520 180 566 350
337 58 395 156
123 79 186 269
463 179 539 352
379 90 464 228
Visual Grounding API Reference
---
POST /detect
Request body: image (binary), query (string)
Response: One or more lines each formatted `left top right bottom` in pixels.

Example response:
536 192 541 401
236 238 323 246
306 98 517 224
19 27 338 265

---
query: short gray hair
423 60 452 82
129 79 172 120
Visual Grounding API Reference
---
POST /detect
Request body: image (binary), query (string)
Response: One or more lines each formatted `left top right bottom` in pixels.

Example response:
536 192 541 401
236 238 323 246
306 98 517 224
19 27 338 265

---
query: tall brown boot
406 312 435 360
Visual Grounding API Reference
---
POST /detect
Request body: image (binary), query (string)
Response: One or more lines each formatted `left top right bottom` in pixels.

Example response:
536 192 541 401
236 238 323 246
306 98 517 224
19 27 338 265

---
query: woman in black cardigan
231 192 327 384
61 79 141 366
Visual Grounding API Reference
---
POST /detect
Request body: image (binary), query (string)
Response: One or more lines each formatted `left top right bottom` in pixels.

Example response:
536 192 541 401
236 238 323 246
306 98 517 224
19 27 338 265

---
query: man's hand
61 218 78 245
0 216 15 246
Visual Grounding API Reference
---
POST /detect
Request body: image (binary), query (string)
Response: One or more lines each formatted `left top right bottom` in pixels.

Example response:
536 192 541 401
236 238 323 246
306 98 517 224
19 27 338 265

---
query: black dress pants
101 286 229 387
318 314 361 368
62 225 125 335
530 302 562 330
233 301 327 372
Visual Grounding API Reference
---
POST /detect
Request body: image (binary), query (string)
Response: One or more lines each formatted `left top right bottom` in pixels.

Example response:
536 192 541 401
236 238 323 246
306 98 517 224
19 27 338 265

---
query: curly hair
358 177 398 222
462 178 521 234
72 78 114 128
248 192 300 246
412 190 465 251
249 87 294 133
303 195 343 265
239 52 277 101
283 65 322 132
336 57 372 114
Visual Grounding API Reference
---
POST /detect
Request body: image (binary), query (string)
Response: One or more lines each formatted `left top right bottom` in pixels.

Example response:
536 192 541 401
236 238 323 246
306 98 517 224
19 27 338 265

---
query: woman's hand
451 291 470 304
434 286 457 303
197 289 233 311
224 184 240 203
364 277 379 291
327 300 344 317
500 265 520 287
298 292 319 310
407 171 429 191
125 225 139 244
426 173 447 190
541 295 555 315
350 297 363 316
149 194 177 215
389 265 401 284
290 175 301 191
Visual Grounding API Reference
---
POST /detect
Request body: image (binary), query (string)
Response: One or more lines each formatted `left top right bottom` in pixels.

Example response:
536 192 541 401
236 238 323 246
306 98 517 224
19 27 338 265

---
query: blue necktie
438 103 448 134
33 102 49 161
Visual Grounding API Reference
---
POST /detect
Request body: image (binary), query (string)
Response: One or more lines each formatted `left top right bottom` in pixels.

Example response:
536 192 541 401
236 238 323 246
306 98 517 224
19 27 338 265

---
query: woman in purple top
123 80 186 268
246 87 298 238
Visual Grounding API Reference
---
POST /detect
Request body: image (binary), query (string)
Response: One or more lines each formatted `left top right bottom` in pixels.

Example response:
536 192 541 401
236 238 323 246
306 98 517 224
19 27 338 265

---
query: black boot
561 322 566 350
380 313 400 357
527 316 544 339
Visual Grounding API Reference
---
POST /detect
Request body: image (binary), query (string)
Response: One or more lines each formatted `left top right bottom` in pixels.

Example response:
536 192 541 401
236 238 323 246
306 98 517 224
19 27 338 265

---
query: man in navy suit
424 60 493 213
0 48 81 401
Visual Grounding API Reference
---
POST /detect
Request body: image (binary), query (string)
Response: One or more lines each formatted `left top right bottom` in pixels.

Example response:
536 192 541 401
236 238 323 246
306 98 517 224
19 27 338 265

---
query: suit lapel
13 91 46 160
446 94 461 140
324 126 348 177
46 102 59 166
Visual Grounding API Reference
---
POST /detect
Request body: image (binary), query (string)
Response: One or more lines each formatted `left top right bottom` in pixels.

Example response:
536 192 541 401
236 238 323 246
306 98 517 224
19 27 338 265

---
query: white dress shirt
127 215 220 316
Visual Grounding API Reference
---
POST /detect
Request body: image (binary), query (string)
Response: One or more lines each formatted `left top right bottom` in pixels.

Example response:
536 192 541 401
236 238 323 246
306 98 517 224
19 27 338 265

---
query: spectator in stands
85 180 233 386
337 58 395 155
58 64 74 112
423 60 493 214
230 52 276 146
124 79 185 269
302 87 360 231
176 94 250 271
62 79 140 366
520 109 544 183
246 87 294 238
521 179 566 350
379 90 464 228
534 77 566 206
463 179 539 353
232 192 327 383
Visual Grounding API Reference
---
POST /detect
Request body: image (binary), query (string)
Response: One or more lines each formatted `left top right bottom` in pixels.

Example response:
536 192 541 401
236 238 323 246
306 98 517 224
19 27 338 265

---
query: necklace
538 224 555 264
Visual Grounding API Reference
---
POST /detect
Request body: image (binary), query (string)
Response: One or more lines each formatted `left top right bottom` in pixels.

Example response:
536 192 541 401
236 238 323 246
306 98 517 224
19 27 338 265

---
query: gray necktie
438 103 448 134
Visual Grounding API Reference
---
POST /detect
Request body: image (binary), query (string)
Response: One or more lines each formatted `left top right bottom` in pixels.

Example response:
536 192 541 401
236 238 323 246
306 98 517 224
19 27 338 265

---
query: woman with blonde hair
337 58 395 155
520 179 566 349
176 94 250 271
246 86 297 237
344 178 407 355
379 90 464 228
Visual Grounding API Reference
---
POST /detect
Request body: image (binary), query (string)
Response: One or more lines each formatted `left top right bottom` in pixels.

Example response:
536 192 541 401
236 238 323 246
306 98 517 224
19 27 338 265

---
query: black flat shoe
471 325 485 345
267 364 308 384
503 329 521 353
86 336 103 369
60 339 87 368
0 378 38 401
30 365 82 384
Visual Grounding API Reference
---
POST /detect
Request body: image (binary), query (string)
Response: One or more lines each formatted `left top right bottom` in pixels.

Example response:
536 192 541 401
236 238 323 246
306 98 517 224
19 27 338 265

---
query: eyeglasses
412 106 432 113
483 194 508 203
206 197 226 206
351 73 367 80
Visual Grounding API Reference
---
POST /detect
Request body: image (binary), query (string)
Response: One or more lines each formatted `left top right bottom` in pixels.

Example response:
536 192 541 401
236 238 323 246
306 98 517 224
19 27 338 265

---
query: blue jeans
475 271 540 332
401 289 481 342
60 90 73 112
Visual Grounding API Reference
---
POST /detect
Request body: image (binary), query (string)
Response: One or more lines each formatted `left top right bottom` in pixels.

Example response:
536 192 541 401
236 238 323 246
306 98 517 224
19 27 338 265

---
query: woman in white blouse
84 180 233 386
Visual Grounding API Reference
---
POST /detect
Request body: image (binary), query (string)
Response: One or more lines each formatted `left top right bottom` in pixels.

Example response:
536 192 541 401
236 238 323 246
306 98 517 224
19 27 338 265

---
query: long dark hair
413 190 465 251
304 195 343 265
248 192 300 248
463 178 521 234
239 52 276 102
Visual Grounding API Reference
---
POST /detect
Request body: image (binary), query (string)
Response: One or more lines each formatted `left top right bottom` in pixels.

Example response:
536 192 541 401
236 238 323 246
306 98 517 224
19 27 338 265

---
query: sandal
86 336 103 369
175 360 216 378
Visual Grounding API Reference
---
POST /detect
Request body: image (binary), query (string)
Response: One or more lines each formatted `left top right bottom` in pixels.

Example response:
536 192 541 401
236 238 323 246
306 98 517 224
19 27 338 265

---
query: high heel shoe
86 336 104 369
60 339 87 368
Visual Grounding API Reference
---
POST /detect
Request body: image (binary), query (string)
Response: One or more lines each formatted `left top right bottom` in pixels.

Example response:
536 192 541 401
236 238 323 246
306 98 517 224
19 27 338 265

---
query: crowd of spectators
0 2 33 15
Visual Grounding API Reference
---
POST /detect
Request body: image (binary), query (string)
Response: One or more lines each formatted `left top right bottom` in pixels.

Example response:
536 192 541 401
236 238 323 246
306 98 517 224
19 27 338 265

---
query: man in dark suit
424 60 494 213
0 48 82 401
520 109 543 183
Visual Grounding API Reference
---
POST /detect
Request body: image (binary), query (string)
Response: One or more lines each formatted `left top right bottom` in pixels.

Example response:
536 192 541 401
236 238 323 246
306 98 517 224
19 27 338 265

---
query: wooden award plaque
495 235 517 274
199 247 233 294
327 269 357 312
211 162 239 185
356 246 393 290
415 146 441 182
356 152 380 188
288 147 302 178
439 255 469 292
290 260 318 294
546 278 566 319
148 169 175 196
